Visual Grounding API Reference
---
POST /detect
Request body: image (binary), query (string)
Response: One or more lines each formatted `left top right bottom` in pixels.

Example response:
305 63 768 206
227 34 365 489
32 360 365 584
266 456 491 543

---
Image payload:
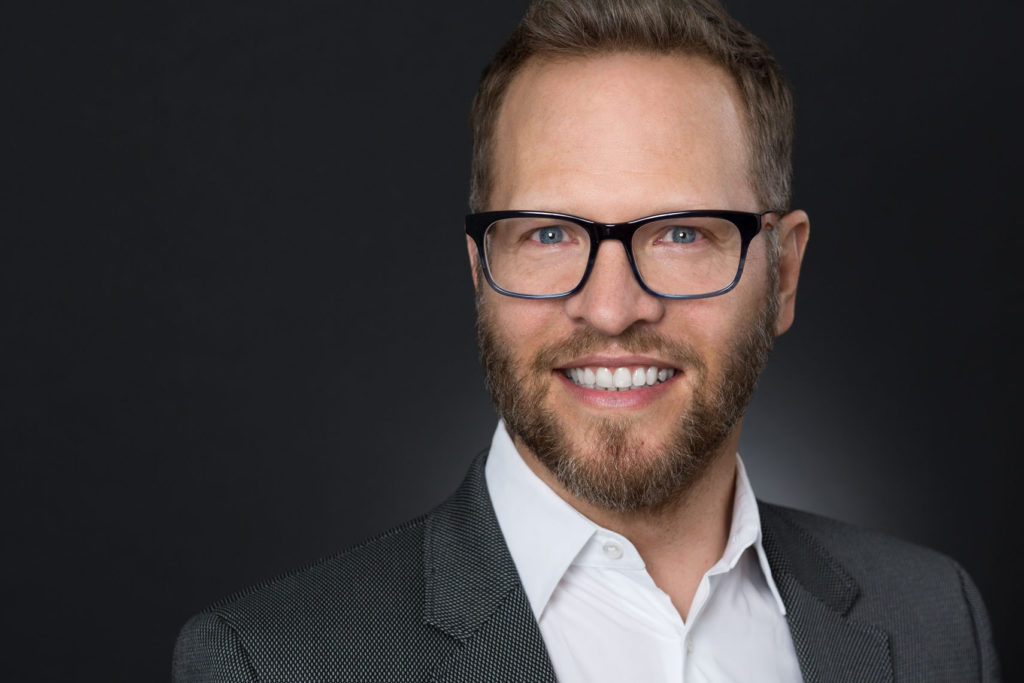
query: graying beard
475 267 777 513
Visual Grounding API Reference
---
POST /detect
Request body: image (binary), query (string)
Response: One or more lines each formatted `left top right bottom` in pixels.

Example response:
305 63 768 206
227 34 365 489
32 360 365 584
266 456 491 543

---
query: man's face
472 53 792 512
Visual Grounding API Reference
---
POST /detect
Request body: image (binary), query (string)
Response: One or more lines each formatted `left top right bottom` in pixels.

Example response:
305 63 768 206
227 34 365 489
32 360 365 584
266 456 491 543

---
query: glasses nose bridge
592 220 639 252
584 220 645 291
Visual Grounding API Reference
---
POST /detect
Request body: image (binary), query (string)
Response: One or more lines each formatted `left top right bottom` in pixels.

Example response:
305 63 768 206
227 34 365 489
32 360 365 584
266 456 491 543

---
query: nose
563 239 665 335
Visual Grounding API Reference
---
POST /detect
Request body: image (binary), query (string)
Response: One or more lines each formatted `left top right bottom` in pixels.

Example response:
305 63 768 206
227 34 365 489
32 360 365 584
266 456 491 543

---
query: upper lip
558 355 679 370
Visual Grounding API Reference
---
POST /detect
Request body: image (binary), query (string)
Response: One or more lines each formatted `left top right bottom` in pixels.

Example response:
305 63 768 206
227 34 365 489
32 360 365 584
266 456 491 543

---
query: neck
515 432 740 620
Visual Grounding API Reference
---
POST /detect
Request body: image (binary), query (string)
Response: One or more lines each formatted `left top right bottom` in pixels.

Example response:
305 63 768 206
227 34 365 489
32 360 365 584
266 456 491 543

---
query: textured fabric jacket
173 455 1000 682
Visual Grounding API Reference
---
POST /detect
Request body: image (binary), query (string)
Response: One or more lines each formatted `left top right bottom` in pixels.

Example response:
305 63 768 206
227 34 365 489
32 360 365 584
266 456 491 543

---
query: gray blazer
173 455 1000 682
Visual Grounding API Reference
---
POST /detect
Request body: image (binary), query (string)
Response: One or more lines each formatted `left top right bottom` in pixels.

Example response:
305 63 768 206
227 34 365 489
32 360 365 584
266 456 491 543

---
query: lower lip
555 371 679 409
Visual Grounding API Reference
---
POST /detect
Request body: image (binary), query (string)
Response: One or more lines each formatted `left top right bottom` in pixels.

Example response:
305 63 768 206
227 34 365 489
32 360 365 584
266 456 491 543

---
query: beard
475 265 779 514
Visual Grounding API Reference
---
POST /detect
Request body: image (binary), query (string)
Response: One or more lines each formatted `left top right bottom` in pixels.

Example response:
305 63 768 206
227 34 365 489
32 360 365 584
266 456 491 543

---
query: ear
466 235 481 291
773 209 810 336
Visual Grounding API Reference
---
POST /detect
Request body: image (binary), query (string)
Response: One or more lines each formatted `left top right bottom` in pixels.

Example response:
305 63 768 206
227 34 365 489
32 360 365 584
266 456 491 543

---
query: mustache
531 325 707 374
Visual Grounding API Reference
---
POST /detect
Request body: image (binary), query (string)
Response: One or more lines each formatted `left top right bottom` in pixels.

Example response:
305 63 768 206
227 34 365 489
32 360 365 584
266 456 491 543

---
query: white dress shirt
484 422 803 682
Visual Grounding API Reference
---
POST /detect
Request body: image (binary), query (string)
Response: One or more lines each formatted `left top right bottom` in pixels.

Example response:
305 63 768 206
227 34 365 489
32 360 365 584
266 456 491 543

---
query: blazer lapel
423 455 557 683
422 459 894 682
760 504 893 683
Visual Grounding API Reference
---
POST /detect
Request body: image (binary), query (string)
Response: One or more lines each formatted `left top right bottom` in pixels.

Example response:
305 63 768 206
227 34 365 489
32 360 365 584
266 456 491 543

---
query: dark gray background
4 1 1021 680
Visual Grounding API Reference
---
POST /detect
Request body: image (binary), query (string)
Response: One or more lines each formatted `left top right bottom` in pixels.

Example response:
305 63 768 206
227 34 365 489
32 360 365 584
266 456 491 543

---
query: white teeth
565 365 677 390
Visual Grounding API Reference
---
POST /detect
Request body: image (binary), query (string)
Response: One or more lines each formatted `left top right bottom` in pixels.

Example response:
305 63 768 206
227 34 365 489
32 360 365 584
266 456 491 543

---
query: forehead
490 52 755 219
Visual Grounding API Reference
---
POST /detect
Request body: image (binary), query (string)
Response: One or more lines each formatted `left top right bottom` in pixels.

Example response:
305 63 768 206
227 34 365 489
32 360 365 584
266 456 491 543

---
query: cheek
664 300 731 354
484 291 566 356
667 264 769 369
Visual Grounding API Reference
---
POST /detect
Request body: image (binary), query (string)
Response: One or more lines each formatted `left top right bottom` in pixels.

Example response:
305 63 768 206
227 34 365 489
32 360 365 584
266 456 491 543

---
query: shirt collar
721 455 788 615
485 422 598 619
484 421 787 619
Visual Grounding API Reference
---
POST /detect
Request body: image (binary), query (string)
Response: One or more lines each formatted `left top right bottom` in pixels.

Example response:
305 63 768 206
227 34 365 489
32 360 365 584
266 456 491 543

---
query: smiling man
174 1 999 681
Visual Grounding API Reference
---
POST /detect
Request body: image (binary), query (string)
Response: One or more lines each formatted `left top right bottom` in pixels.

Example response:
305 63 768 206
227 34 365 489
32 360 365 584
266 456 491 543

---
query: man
174 0 999 680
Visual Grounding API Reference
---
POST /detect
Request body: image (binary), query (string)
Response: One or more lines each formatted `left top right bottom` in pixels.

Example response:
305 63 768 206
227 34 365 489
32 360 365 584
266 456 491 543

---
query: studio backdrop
4 1 1021 680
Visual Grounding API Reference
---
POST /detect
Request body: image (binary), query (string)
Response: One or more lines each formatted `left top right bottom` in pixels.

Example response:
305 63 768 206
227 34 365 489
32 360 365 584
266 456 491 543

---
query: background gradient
4 1 1020 679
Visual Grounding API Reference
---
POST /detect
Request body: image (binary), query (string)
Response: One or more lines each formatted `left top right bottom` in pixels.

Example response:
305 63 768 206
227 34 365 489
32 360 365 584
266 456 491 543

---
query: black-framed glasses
465 209 779 300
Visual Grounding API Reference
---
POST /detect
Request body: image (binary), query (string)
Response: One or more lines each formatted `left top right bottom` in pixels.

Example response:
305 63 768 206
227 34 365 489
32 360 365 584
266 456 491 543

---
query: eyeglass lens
482 215 743 297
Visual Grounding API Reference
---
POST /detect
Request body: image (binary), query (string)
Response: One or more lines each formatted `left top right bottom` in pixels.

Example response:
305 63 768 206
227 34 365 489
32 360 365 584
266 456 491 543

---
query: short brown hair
469 0 794 213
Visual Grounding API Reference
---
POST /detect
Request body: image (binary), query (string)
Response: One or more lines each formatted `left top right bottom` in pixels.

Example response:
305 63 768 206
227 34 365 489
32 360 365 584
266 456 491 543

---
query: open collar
422 445 894 683
484 423 601 619
485 421 788 618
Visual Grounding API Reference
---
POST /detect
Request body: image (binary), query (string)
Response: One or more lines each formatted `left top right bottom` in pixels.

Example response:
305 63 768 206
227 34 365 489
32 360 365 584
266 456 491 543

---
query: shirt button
602 540 624 559
686 638 694 653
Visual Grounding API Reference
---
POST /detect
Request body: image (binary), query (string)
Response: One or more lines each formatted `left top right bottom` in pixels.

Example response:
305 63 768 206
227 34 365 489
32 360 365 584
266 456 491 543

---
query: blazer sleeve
956 561 1001 682
173 612 257 683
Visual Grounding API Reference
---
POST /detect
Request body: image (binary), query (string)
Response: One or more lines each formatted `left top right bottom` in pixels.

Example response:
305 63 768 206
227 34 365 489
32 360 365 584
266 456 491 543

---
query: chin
522 406 721 513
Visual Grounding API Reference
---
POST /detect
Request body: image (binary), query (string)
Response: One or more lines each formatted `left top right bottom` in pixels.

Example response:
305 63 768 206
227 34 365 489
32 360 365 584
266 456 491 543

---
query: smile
563 366 677 391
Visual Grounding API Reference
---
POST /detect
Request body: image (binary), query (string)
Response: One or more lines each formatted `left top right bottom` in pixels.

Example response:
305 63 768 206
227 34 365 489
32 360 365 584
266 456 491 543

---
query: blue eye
668 226 698 243
534 226 565 244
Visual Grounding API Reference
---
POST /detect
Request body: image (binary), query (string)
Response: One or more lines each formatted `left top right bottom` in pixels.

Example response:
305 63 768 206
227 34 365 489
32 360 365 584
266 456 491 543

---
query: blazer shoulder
174 513 455 682
208 513 430 618
759 501 960 580
759 501 1000 681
